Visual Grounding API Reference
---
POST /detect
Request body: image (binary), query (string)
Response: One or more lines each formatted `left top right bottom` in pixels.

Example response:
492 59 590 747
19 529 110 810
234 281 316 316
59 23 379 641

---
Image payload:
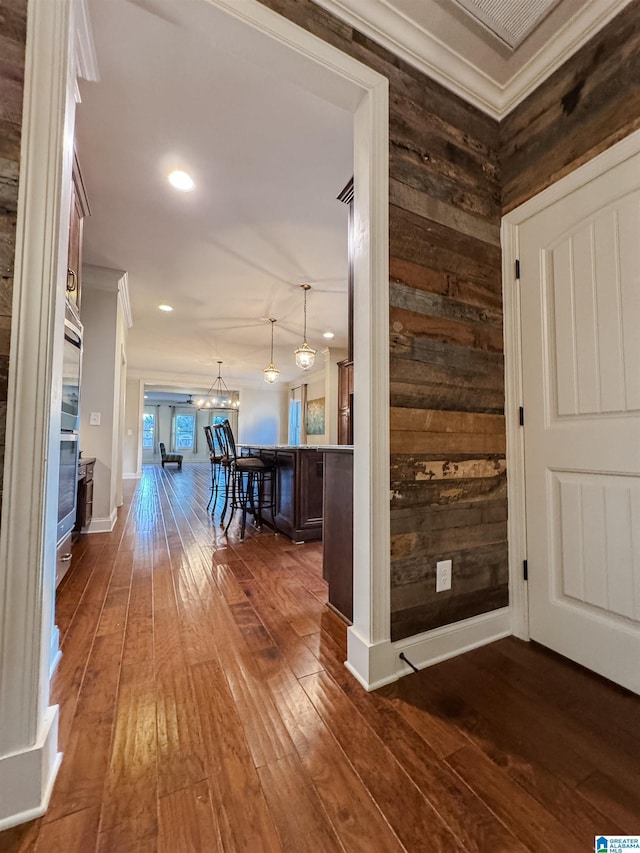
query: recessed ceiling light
323 331 335 339
168 170 195 192
158 304 173 312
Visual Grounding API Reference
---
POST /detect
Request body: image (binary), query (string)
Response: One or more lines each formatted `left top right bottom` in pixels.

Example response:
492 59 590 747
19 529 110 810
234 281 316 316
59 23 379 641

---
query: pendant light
263 318 280 384
294 284 316 370
196 360 238 409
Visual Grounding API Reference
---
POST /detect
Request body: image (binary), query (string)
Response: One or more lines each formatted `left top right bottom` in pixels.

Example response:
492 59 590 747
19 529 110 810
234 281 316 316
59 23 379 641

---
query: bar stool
203 425 223 511
213 421 233 524
217 419 277 540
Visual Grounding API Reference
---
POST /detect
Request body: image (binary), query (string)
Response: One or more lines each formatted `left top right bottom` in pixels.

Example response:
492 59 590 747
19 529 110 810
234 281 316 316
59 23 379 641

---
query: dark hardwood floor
1 463 639 851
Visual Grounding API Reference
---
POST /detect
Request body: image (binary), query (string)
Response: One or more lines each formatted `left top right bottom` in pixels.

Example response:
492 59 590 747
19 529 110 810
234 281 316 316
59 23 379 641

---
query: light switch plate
89 412 101 426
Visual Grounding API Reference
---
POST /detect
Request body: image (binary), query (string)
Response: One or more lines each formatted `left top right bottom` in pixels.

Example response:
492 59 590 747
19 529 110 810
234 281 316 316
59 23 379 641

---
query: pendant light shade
263 318 280 384
294 284 316 370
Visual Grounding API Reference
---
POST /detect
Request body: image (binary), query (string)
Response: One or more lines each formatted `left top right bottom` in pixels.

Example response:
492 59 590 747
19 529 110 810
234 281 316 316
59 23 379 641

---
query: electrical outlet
436 559 452 593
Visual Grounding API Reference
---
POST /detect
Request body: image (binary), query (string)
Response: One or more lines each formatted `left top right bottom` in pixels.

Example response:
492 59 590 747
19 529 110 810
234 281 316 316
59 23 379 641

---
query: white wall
123 378 143 478
324 346 347 444
238 386 288 445
287 346 346 445
80 266 129 531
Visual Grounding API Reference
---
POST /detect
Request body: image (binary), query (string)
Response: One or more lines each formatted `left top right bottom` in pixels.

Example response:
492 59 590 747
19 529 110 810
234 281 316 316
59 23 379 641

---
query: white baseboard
86 508 117 534
0 706 61 831
122 472 141 480
347 607 511 690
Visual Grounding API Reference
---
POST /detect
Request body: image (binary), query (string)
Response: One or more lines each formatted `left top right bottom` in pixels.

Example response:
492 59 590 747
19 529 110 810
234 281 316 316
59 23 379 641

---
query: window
175 413 196 449
142 411 155 449
289 400 301 446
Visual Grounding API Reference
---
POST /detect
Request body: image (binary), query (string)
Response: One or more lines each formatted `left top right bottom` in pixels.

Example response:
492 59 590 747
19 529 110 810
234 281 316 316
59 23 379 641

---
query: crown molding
74 0 98 83
313 0 633 119
498 0 633 115
313 0 503 117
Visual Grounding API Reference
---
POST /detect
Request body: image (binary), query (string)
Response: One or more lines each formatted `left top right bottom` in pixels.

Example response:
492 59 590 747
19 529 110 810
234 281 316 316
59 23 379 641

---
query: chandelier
294 284 316 370
196 361 238 410
263 318 280 384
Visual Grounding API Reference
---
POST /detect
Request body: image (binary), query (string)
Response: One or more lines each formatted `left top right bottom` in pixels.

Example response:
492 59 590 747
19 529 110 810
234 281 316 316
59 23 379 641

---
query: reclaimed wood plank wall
259 0 506 640
501 0 640 213
0 0 27 506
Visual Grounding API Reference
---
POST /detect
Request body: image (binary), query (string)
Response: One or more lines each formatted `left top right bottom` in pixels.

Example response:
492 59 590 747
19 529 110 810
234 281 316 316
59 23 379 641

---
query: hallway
1 464 639 851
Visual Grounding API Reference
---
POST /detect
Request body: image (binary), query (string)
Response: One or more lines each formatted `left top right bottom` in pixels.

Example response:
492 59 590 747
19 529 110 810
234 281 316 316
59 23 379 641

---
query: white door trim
0 0 92 830
502 127 640 642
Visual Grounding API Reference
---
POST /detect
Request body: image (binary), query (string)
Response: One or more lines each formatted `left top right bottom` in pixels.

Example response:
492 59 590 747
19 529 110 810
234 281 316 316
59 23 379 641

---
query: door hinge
515 259 521 279
519 406 525 426
523 559 528 581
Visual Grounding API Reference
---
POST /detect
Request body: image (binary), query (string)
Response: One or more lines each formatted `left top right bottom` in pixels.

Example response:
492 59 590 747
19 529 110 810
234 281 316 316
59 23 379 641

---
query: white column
0 0 76 828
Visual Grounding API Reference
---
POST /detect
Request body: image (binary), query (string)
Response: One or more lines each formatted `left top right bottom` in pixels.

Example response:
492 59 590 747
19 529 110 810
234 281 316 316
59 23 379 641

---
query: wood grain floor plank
204 594 296 769
158 780 223 853
0 820 41 852
154 606 207 799
254 646 405 853
189 659 283 852
241 579 323 678
50 548 119 750
577 771 640 833
45 629 124 823
257 753 344 852
446 746 586 852
422 649 595 787
319 647 528 853
54 545 100 642
412 651 618 839
300 670 464 852
34 806 100 853
97 662 158 852
228 599 275 652
210 561 248 604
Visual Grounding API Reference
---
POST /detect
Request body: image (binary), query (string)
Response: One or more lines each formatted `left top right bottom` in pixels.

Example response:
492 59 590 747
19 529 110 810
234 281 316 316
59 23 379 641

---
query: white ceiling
76 0 629 394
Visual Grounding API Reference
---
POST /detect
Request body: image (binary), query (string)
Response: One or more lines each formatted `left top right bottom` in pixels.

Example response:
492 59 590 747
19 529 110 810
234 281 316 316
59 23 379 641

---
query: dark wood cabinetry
337 178 354 445
337 359 353 446
242 446 323 543
322 449 353 622
66 154 90 313
74 457 95 536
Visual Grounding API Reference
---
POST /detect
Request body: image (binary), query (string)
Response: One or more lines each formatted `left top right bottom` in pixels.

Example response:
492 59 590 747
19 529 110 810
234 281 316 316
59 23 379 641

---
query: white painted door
519 151 640 693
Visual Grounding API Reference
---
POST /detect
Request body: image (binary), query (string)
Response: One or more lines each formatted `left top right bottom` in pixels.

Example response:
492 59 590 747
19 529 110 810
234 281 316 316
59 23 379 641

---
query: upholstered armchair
159 442 183 469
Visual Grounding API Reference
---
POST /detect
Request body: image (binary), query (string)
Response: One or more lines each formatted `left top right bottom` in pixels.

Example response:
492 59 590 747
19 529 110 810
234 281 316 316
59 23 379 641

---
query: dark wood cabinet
337 177 354 445
243 447 323 543
322 449 353 622
74 457 95 536
66 153 89 313
337 359 353 445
